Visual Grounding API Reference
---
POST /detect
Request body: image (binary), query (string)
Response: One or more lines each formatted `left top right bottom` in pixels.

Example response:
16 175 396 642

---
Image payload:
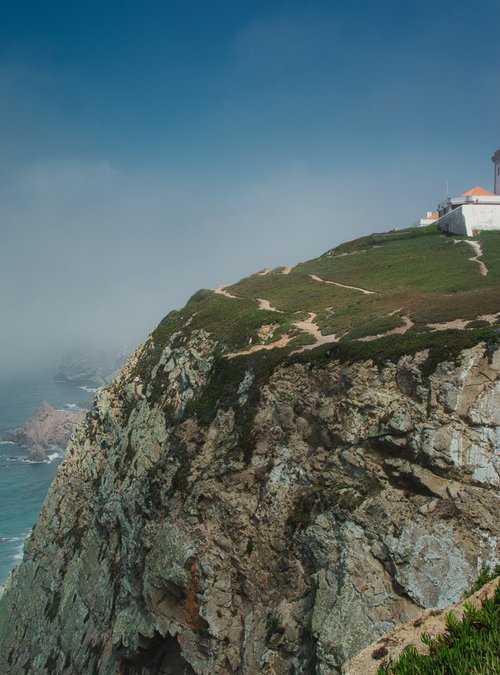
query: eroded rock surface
0 337 498 673
341 577 500 675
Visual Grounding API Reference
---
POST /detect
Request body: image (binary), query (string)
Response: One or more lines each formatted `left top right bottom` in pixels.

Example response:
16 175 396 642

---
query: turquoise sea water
0 374 92 583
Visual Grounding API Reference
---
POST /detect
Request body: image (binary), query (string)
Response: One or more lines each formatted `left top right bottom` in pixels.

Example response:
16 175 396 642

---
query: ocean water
0 373 93 583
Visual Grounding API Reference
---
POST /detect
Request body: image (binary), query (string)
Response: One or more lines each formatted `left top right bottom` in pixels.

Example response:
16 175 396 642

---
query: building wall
438 204 500 237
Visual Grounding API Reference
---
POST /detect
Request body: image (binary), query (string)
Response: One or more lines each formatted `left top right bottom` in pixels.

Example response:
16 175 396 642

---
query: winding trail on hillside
292 313 340 353
453 239 488 276
358 315 414 342
309 274 377 295
226 335 291 359
213 286 284 314
466 240 488 276
257 298 283 313
213 285 240 299
428 312 500 331
428 318 470 331
227 311 341 359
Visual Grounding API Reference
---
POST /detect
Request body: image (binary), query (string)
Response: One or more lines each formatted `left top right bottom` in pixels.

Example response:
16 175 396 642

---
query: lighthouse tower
492 148 500 194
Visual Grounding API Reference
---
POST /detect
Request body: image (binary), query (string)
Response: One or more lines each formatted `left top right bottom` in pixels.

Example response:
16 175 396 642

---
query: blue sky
1 0 499 372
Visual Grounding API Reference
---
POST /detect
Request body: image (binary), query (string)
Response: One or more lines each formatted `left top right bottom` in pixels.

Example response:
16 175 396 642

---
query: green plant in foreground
465 565 500 598
379 577 500 674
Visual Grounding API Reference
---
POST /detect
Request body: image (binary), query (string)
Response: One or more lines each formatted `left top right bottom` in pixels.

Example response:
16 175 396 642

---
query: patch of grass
229 270 364 315
186 291 291 347
342 315 405 340
328 223 439 255
302 233 486 295
218 228 500 342
466 319 491 329
379 582 500 674
289 327 499 377
478 231 500 285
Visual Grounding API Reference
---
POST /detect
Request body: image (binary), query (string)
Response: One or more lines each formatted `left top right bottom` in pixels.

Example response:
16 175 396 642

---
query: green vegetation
188 227 500 350
465 319 491 329
465 566 500 598
342 314 405 340
290 327 500 375
379 569 500 674
185 290 291 347
297 230 500 330
135 228 500 373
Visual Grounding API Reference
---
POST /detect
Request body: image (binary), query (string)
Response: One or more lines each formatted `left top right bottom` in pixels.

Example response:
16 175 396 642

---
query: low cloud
0 152 454 379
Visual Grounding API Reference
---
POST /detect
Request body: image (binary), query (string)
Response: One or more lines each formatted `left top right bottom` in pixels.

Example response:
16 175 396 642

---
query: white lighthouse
492 148 500 195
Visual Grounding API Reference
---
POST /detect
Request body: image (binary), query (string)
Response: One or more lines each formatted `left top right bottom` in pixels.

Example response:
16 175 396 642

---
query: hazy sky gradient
1 0 499 376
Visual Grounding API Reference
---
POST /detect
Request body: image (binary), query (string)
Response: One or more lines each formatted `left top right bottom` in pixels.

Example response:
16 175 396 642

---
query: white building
435 148 500 237
414 211 439 227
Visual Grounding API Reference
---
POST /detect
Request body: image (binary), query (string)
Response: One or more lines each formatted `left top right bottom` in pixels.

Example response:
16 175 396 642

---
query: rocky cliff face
0 327 498 673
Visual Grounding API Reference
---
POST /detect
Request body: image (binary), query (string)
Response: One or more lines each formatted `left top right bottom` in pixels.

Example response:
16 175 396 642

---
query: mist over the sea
1 152 495 380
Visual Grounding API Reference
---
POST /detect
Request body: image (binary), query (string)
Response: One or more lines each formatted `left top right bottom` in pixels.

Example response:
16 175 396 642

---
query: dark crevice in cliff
121 632 195 675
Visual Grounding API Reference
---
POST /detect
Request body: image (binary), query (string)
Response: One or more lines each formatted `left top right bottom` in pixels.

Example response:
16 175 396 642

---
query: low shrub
379 569 500 674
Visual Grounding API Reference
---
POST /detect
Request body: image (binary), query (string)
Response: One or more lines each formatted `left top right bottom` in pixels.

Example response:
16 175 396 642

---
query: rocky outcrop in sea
0 331 498 672
2 401 85 462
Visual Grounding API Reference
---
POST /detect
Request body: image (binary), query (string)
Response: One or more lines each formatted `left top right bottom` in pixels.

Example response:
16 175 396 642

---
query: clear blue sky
1 0 499 372
1 1 498 173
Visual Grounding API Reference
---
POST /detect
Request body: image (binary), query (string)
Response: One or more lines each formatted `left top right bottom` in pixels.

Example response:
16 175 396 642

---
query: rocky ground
2 401 85 461
342 577 499 674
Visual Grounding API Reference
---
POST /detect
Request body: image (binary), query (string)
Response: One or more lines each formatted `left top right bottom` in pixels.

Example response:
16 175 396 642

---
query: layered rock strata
0 334 498 673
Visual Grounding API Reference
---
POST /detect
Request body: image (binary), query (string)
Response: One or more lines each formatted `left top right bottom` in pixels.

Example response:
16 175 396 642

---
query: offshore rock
2 401 85 461
0 337 499 673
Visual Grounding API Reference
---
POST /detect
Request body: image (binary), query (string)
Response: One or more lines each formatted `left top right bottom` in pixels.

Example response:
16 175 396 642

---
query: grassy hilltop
150 224 500 357
132 224 500 428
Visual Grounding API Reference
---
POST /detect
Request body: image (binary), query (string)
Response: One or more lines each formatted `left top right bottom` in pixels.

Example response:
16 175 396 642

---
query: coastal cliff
0 225 499 673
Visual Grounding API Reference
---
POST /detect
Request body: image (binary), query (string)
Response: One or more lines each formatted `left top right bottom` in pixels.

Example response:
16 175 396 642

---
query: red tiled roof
428 212 439 220
463 186 495 197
